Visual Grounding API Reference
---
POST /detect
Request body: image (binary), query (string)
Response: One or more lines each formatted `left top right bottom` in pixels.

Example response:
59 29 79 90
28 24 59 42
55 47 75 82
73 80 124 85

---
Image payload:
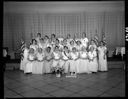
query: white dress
81 38 89 48
76 45 82 51
30 44 38 51
88 51 98 72
38 42 44 49
98 46 108 71
70 52 79 73
79 51 89 73
67 38 73 48
58 52 65 68
24 54 35 73
75 45 82 73
89 44 97 51
61 51 70 73
58 38 64 42
47 43 53 52
20 48 29 71
32 53 44 74
59 44 64 51
35 37 40 44
52 52 60 68
43 52 52 73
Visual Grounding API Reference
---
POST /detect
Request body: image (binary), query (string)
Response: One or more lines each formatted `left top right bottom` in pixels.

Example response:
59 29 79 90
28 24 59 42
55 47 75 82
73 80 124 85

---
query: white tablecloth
115 47 125 58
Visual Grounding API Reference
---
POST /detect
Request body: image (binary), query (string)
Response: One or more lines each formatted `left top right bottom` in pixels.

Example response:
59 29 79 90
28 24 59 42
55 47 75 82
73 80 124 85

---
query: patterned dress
98 46 107 71
88 50 98 72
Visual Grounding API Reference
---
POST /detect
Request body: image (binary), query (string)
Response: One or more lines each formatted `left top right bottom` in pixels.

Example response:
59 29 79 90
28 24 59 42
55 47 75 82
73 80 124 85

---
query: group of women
20 32 107 77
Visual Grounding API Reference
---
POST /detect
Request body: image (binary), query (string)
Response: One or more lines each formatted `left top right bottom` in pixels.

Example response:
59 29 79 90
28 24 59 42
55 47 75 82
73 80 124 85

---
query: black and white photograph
3 1 125 98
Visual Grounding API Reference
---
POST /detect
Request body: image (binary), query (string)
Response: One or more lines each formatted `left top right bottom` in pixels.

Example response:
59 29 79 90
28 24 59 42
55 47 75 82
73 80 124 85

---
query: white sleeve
94 51 97 57
104 46 107 51
86 38 89 43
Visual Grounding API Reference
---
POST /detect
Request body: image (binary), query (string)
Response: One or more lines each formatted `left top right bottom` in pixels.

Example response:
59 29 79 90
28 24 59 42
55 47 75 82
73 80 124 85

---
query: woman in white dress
75 40 82 73
68 40 76 52
52 46 64 77
70 47 79 77
98 41 108 72
63 39 68 47
51 34 56 43
43 47 53 74
35 33 41 44
29 39 38 52
61 46 70 74
88 46 98 73
38 38 44 49
59 40 64 52
24 48 35 74
20 44 29 71
32 48 44 74
81 32 89 49
44 35 49 48
66 34 73 47
52 46 61 69
76 40 82 51
89 40 97 51
79 46 89 73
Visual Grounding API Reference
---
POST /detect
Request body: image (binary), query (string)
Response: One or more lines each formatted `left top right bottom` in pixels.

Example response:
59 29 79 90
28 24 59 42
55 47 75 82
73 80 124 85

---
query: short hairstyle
37 33 41 36
51 34 56 37
76 40 81 44
44 35 49 39
64 46 68 49
29 48 34 53
70 40 74 44
47 47 51 51
55 45 59 49
56 39 59 42
72 47 76 51
32 39 37 43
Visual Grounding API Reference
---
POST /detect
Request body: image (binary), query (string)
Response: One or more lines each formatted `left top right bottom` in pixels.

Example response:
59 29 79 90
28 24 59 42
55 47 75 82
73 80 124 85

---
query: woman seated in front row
32 48 44 74
24 48 35 74
43 47 53 74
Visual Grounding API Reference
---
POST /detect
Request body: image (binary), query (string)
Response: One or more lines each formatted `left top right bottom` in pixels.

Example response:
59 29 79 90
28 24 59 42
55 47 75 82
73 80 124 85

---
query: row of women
20 32 107 77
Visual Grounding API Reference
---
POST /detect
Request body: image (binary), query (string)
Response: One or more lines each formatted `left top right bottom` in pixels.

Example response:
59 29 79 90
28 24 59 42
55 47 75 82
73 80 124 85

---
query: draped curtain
3 11 125 52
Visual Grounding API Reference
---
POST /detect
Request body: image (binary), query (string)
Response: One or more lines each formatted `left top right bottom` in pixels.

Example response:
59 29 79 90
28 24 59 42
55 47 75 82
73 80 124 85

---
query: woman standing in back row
98 41 108 72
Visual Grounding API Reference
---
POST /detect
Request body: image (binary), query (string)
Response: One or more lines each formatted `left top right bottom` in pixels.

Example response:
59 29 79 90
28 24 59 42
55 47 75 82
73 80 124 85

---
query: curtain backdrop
3 11 125 52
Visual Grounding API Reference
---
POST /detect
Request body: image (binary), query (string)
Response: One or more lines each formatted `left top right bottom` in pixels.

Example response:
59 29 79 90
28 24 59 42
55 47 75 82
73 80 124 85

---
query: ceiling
4 1 124 14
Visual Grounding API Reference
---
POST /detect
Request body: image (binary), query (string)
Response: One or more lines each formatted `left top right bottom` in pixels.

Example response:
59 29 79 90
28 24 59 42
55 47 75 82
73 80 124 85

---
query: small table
115 47 125 60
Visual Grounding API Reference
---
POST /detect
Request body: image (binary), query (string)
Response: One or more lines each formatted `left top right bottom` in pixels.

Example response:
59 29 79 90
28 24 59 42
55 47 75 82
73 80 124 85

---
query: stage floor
4 68 125 97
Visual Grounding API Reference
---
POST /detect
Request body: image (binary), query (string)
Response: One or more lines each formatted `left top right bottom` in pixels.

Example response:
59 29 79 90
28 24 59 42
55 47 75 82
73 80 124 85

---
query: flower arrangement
51 66 64 77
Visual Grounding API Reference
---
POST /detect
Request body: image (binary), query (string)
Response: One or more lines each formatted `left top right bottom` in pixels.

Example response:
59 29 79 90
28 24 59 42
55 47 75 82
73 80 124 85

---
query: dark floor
4 68 125 98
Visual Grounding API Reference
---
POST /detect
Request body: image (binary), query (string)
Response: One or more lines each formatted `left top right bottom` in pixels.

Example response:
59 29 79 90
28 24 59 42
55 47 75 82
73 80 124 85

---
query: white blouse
80 51 88 58
23 48 29 59
62 51 69 60
36 53 44 61
28 54 35 61
30 45 38 51
88 51 97 60
70 52 79 60
53 52 60 60
81 38 89 47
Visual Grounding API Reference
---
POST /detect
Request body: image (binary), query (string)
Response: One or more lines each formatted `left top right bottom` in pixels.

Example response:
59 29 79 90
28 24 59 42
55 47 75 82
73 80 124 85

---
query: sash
63 51 69 61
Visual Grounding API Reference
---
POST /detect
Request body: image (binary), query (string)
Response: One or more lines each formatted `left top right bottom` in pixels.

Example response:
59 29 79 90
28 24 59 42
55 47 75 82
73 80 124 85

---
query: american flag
20 40 25 60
